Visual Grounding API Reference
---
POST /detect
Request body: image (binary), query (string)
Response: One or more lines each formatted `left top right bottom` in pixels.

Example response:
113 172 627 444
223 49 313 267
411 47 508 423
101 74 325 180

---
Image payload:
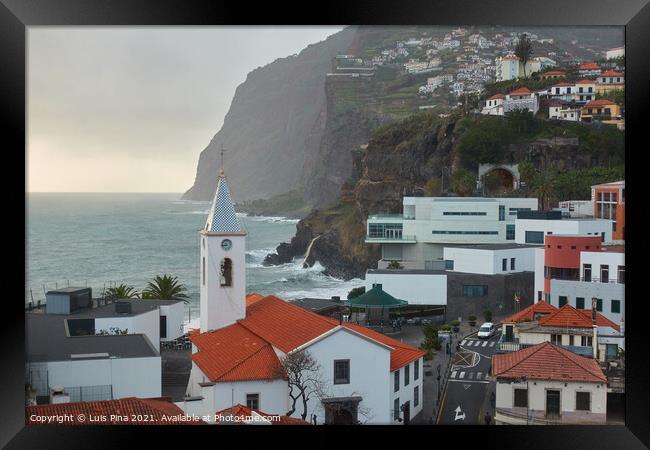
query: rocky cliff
182 27 357 201
264 112 624 280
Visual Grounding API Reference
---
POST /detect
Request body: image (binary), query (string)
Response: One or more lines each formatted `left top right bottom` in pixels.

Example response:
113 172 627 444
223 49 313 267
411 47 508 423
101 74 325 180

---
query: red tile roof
584 99 616 108
579 62 601 70
191 322 283 382
246 292 265 307
492 342 606 383
575 79 596 84
539 304 620 332
191 295 425 382
508 87 532 95
544 71 565 75
215 404 311 425
26 397 205 425
600 70 624 77
503 300 557 323
551 82 575 88
488 93 505 100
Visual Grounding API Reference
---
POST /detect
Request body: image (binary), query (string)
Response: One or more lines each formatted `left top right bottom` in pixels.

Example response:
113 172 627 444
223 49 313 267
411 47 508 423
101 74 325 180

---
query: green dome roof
344 284 408 308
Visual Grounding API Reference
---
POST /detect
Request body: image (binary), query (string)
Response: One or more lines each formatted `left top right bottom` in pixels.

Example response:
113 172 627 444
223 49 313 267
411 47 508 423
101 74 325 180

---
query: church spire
205 158 243 233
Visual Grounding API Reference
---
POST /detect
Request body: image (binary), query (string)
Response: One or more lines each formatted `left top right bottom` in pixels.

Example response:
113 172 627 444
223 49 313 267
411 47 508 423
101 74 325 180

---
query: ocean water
26 193 364 323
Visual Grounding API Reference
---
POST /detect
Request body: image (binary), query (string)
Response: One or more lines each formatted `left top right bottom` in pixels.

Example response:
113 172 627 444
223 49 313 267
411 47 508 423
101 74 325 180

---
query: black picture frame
4 0 648 447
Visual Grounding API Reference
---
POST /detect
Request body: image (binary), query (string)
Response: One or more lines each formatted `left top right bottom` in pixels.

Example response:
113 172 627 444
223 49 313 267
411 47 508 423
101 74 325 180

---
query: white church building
180 169 425 425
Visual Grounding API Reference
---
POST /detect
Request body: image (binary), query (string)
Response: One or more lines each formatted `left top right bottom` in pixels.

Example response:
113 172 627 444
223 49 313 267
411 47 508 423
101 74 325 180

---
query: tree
530 170 558 210
104 283 139 300
424 177 442 196
518 160 536 185
451 169 476 196
347 286 366 300
514 33 533 78
387 260 404 270
484 310 493 323
505 109 536 135
142 274 190 303
274 350 327 421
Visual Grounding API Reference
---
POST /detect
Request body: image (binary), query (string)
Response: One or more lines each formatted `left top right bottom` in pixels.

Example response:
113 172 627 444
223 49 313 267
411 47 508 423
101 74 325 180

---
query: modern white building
514 212 613 245
184 170 425 425
443 244 537 275
605 47 625 60
557 200 594 217
366 197 538 269
493 342 607 425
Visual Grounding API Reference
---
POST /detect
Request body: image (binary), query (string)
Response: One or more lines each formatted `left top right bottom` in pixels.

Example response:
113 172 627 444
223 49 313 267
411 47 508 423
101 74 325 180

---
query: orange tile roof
26 397 205 425
509 87 532 95
215 404 311 425
539 304 620 332
575 79 596 84
600 70 624 77
492 342 606 383
191 295 424 383
488 93 505 100
584 99 616 108
191 322 283 382
551 82 575 87
579 62 601 70
340 322 426 372
246 292 265 307
503 300 557 323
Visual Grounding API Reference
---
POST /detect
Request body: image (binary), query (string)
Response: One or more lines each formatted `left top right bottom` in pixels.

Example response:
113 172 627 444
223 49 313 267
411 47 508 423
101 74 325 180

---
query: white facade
503 90 539 114
605 47 625 59
200 230 246 333
557 200 594 217
95 309 160 352
481 96 504 115
160 301 186 341
443 246 536 275
495 378 607 424
364 271 447 306
367 197 538 269
33 356 161 401
514 218 613 244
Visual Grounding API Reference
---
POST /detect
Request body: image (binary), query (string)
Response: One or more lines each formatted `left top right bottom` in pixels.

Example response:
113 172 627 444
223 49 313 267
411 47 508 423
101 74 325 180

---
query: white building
493 342 607 424
443 244 537 275
503 87 539 115
366 197 538 269
548 102 581 121
514 213 613 245
495 55 547 82
574 79 596 103
596 70 624 85
481 93 505 115
605 47 625 60
557 200 594 217
184 170 425 425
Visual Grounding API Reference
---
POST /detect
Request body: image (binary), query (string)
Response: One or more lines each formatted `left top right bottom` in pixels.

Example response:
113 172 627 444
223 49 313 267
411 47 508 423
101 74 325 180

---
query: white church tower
199 166 246 333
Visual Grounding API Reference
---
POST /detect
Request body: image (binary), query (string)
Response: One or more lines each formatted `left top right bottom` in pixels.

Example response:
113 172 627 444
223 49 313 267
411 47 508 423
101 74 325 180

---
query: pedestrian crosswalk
461 339 495 348
448 369 489 382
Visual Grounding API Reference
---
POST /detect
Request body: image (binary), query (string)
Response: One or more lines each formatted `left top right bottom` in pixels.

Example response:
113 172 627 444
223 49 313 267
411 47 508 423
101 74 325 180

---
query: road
437 330 501 425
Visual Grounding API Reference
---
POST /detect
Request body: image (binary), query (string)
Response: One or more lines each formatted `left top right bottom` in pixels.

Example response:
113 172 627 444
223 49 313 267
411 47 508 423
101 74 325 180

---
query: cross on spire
220 144 227 177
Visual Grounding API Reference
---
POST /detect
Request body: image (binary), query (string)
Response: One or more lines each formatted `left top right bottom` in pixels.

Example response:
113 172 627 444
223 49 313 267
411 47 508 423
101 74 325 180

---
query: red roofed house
580 99 622 123
481 93 505 115
181 169 425 425
541 70 565 80
492 342 607 424
596 70 624 96
574 79 596 103
504 87 539 115
215 404 311 425
547 82 576 103
578 62 601 77
26 397 205 425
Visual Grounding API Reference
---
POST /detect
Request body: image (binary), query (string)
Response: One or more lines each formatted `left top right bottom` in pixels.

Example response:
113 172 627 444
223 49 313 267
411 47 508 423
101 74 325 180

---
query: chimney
49 386 70 404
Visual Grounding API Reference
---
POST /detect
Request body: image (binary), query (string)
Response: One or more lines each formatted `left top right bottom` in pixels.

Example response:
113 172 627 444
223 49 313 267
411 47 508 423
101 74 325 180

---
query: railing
366 235 417 241
368 214 405 220
579 277 624 284
497 340 594 357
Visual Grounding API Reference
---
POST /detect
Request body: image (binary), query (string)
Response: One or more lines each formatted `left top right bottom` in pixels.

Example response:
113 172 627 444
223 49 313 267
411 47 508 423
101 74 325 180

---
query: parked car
477 322 496 339
421 318 432 326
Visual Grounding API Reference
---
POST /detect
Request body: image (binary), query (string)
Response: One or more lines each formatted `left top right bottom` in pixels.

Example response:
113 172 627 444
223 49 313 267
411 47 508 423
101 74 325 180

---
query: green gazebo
344 284 408 332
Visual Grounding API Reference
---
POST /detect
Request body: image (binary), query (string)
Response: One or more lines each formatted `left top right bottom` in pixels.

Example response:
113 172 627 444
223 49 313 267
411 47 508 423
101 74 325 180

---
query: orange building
592 180 625 241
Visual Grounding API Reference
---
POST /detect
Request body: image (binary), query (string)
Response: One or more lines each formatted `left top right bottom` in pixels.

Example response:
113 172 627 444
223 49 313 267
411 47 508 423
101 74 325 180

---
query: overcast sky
27 26 345 192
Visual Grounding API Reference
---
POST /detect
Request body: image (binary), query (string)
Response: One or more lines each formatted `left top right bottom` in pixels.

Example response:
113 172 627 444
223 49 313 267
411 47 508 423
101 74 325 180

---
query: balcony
580 277 624 284
496 338 593 357
368 214 414 220
365 234 417 243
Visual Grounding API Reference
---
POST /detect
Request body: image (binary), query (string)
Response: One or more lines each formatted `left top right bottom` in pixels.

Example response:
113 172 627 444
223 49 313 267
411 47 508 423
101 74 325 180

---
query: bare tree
274 350 327 421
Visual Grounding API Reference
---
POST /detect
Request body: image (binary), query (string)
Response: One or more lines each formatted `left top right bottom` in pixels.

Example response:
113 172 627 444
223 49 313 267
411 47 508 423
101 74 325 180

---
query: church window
220 258 232 287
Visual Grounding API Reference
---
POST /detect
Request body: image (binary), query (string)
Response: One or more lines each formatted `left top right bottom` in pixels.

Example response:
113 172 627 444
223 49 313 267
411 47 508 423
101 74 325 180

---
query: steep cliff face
183 27 357 201
264 112 624 280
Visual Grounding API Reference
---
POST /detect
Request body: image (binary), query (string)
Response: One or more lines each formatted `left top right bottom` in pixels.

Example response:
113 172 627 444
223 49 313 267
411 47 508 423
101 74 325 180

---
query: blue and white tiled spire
205 170 243 232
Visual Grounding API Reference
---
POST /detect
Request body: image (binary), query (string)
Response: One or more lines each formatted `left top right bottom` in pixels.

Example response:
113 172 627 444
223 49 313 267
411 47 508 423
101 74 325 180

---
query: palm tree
104 283 140 300
530 170 557 210
142 274 190 303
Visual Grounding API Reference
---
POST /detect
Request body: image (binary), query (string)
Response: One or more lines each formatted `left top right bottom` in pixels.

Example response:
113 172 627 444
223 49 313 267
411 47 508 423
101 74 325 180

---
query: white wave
163 210 209 215
243 215 300 224
245 247 276 259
